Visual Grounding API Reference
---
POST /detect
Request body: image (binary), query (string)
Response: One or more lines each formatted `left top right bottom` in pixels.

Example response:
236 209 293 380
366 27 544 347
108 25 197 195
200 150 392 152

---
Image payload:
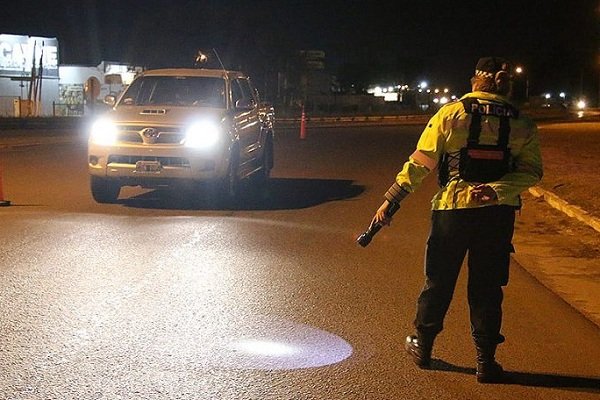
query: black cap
475 57 510 79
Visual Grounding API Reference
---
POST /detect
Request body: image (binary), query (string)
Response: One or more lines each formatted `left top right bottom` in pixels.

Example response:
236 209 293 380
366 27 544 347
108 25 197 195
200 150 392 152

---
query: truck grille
108 155 190 167
116 125 185 145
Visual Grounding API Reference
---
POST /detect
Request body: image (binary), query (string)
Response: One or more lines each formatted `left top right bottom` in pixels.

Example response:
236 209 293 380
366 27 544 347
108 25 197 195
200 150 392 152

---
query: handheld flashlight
356 201 400 247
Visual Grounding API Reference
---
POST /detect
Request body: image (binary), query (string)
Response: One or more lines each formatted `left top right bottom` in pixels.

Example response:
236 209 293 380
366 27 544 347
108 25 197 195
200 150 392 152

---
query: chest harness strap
438 99 518 186
462 97 516 148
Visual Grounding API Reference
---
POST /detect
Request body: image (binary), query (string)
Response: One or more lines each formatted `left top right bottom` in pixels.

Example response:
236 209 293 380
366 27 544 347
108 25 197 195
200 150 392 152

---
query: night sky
2 0 599 96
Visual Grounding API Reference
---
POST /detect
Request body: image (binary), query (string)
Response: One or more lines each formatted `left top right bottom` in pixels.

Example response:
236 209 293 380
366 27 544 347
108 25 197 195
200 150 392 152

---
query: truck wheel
209 153 240 208
251 135 272 187
224 153 240 199
90 176 121 204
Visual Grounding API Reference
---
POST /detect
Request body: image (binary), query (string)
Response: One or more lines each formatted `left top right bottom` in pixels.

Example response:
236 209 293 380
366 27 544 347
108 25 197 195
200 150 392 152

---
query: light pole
597 3 600 108
515 66 529 101
597 54 600 108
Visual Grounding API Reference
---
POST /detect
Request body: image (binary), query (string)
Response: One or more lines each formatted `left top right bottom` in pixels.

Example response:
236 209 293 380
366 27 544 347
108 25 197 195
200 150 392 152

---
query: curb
529 186 600 233
277 114 430 125
517 187 600 329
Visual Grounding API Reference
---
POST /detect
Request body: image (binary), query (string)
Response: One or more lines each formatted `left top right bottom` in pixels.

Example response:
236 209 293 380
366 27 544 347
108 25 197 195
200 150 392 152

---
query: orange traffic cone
0 165 10 207
300 105 307 140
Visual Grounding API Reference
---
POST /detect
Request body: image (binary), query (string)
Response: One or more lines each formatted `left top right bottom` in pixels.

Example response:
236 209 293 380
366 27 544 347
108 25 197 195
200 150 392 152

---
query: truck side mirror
235 98 255 110
104 95 116 106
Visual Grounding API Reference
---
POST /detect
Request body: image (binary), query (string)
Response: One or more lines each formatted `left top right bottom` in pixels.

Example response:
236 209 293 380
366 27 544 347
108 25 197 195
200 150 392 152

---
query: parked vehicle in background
87 67 275 206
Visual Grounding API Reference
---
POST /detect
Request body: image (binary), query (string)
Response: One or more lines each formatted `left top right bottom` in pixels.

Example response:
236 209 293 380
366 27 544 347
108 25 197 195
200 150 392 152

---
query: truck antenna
212 48 226 71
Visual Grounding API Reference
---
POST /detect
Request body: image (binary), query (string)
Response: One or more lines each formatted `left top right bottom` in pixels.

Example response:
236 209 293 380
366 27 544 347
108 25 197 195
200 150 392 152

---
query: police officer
371 57 543 383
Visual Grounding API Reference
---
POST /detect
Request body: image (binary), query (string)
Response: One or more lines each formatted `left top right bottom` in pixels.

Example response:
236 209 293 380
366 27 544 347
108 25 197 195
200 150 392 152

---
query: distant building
0 34 59 116
0 33 142 117
58 61 142 116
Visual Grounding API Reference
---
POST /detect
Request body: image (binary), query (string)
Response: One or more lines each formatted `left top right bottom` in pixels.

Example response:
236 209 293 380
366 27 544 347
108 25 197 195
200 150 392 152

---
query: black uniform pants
414 205 515 347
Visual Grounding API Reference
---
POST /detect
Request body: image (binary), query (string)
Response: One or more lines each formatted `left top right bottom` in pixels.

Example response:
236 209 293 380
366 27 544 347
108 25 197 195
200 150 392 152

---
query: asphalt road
0 125 599 399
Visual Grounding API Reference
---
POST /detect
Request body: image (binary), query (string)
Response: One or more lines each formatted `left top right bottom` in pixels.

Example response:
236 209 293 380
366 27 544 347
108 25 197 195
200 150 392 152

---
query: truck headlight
90 118 118 146
184 120 221 148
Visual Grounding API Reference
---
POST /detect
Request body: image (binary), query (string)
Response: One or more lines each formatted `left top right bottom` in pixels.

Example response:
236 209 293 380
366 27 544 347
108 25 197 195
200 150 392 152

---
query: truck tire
90 176 121 204
251 134 273 188
207 152 240 208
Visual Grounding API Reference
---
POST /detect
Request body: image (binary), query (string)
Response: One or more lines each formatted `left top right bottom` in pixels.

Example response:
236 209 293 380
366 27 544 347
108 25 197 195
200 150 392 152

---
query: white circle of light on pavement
230 339 299 357
218 320 354 370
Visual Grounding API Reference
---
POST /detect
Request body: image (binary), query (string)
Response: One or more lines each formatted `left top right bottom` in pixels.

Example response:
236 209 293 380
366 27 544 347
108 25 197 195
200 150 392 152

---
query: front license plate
135 160 162 173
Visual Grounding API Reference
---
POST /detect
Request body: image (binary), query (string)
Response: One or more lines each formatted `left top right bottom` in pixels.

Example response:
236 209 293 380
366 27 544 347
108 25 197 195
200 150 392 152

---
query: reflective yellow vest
396 91 543 210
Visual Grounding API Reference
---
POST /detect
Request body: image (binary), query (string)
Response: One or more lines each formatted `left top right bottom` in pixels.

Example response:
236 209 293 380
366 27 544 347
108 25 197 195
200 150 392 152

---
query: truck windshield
120 76 226 108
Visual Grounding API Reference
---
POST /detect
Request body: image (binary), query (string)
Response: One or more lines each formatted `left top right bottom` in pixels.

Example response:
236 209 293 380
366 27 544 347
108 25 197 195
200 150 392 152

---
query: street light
515 66 529 101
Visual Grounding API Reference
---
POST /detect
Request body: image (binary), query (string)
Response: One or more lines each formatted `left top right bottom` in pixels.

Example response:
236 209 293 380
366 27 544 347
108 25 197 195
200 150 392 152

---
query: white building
0 33 141 117
0 34 59 117
58 61 140 116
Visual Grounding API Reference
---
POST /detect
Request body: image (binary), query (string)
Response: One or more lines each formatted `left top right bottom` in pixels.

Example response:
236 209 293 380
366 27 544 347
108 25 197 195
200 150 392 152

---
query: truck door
231 78 261 167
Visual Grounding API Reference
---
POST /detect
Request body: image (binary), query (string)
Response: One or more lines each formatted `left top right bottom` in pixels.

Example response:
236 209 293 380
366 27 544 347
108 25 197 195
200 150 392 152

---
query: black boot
405 334 434 369
476 344 504 383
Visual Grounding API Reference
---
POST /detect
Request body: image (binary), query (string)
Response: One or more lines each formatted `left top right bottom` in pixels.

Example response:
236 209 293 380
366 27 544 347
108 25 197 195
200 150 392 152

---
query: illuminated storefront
0 34 59 116
0 33 141 117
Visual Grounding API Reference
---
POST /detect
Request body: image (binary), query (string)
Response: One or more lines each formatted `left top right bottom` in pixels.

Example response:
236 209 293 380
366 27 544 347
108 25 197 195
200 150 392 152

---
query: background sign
0 34 59 78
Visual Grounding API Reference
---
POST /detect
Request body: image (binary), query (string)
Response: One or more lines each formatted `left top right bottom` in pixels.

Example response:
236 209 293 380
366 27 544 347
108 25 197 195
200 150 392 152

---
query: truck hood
105 106 227 127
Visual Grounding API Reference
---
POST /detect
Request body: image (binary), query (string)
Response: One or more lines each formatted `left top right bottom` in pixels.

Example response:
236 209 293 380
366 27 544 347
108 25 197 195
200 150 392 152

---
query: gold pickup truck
87 68 274 205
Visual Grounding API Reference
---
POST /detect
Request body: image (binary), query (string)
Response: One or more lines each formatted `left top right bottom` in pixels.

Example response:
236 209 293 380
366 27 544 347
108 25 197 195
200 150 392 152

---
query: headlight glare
185 121 220 148
90 119 118 146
